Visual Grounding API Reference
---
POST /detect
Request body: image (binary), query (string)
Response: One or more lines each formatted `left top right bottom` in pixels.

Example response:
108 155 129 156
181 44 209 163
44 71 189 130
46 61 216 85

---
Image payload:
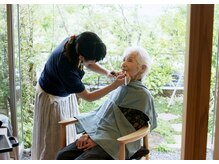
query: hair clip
71 35 76 40
69 35 77 44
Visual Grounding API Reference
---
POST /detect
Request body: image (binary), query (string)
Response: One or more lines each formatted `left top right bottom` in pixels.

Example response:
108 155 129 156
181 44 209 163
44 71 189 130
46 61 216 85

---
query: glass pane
0 4 24 159
18 4 187 159
207 4 219 160
13 4 23 146
0 5 10 117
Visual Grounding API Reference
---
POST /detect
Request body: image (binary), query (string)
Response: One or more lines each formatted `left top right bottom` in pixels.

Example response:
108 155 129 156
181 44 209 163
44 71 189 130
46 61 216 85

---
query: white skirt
31 84 79 160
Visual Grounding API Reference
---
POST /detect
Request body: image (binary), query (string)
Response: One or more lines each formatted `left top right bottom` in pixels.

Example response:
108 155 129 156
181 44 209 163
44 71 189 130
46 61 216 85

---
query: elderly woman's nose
121 62 126 68
122 61 126 66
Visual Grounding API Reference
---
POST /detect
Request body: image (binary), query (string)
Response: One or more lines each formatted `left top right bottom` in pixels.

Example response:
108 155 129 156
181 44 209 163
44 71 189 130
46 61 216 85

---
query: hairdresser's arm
76 74 125 101
85 63 113 77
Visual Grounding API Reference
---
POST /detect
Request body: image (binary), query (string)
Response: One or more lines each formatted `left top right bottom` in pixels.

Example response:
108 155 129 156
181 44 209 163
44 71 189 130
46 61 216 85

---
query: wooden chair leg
13 147 18 160
60 124 66 148
143 135 149 160
58 118 79 149
119 143 125 160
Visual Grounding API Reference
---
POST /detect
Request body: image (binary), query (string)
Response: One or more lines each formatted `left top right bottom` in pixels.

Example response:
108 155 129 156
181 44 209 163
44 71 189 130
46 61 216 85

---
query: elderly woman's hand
76 134 89 149
76 136 97 151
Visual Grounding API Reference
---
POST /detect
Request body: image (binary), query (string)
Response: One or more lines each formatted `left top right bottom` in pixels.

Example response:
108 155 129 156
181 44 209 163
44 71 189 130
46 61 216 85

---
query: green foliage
154 119 176 144
0 6 9 115
78 97 106 113
159 5 187 53
208 98 216 136
23 118 33 148
154 96 183 115
145 61 173 96
154 143 174 153
19 5 37 148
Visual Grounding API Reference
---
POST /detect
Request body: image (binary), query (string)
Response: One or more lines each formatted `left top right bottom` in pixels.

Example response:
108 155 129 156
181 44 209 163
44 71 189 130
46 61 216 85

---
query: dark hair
63 35 78 68
63 31 106 69
76 31 106 62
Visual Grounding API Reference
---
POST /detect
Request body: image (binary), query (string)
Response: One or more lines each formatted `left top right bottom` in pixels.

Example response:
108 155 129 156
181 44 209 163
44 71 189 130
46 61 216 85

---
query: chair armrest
117 126 149 160
117 126 149 144
58 118 78 127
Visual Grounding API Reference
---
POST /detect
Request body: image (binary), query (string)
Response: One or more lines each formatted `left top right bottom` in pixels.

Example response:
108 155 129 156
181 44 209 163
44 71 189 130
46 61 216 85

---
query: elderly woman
56 46 157 160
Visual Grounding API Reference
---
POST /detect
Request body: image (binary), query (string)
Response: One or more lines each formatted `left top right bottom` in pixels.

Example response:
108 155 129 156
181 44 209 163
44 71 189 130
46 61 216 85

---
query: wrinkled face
121 52 142 80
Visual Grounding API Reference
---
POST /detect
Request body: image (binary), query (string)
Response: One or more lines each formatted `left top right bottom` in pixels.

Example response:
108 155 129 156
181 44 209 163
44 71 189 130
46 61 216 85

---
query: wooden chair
59 118 150 160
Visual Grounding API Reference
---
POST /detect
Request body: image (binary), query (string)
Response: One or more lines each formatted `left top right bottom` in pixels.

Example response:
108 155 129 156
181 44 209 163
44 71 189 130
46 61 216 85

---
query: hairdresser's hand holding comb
112 72 130 87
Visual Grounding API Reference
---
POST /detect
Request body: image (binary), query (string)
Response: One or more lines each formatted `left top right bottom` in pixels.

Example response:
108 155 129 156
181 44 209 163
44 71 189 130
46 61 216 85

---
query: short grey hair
123 46 152 79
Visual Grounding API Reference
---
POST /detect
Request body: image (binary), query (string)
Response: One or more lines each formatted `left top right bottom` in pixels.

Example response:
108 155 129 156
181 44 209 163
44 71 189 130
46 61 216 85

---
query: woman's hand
107 71 117 79
82 138 97 151
76 134 89 149
113 72 131 87
76 135 97 151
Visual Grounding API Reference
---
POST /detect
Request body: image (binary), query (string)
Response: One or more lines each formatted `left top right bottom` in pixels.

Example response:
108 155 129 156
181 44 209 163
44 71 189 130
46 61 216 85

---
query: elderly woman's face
121 52 142 80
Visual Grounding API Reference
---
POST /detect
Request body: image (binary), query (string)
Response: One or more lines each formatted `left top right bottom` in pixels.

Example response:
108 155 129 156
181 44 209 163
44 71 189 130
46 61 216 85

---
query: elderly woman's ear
140 65 147 74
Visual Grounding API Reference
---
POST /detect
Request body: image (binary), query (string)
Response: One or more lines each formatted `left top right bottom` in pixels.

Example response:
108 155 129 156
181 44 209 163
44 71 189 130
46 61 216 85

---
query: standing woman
31 31 126 160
